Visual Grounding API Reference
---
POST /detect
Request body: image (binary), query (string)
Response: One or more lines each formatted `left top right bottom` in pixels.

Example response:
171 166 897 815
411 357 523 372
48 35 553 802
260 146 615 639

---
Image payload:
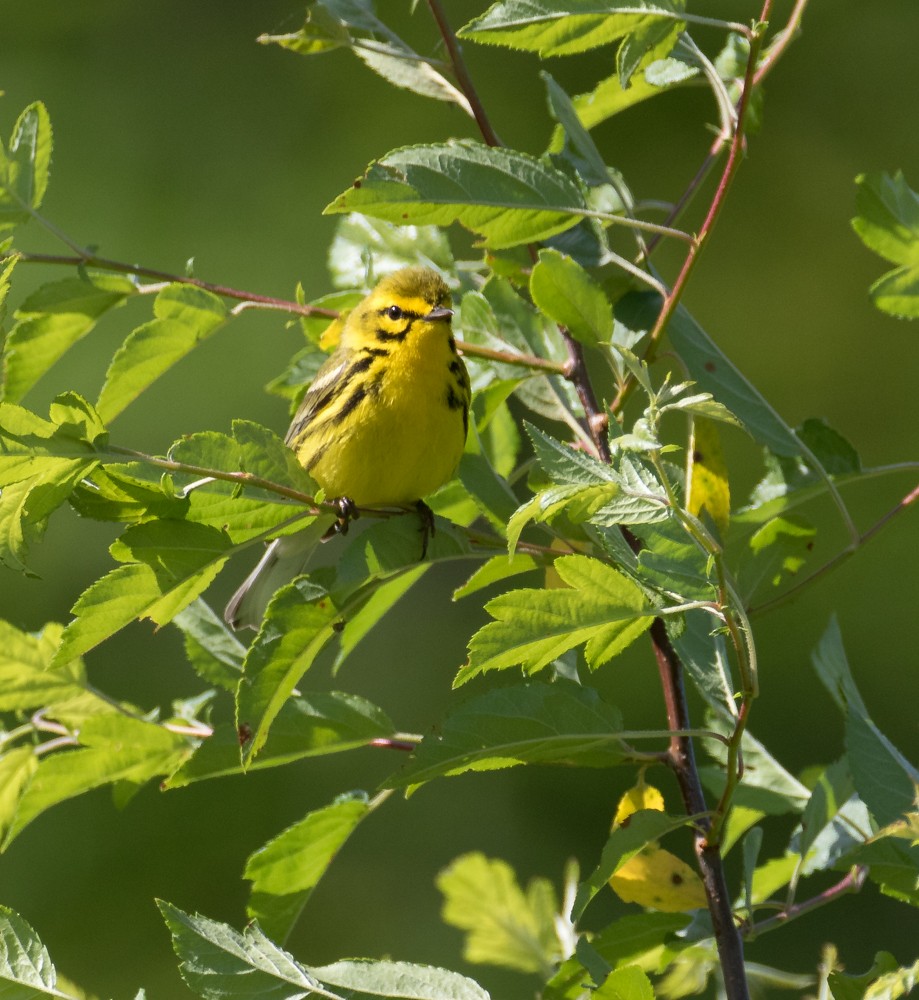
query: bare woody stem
1 250 558 375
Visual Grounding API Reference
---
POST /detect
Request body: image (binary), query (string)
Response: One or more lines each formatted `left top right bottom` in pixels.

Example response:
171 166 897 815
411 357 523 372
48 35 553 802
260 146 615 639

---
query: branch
751 480 919 616
747 866 867 938
426 0 501 147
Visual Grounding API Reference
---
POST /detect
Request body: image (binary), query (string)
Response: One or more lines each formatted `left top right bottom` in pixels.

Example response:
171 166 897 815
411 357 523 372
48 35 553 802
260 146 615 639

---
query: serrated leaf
526 422 614 485
311 959 491 1000
52 521 231 666
173 598 246 690
231 420 317 495
0 620 99 713
4 715 190 847
325 140 588 249
96 284 227 422
437 853 560 975
165 691 394 788
353 42 473 114
459 1 682 58
3 273 134 403
246 792 370 941
159 900 321 999
0 749 38 847
236 579 340 766
460 554 654 683
387 681 626 788
0 904 66 996
852 171 919 267
453 553 539 600
594 965 655 1000
0 102 53 232
530 248 613 345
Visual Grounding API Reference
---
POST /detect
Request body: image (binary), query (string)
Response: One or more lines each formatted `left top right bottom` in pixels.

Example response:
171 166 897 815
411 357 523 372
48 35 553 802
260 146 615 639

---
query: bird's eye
386 304 403 321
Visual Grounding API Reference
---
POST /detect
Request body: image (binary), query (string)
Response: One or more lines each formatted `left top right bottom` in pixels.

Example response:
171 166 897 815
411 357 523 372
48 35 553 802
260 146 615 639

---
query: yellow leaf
686 417 730 536
610 846 707 912
609 778 706 912
613 779 665 828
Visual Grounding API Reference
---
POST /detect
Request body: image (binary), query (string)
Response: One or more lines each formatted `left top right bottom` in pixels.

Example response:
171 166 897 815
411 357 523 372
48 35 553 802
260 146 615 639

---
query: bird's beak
424 306 454 322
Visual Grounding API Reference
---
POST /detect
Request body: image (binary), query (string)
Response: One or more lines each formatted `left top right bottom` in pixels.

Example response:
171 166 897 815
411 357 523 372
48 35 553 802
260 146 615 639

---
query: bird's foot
416 500 435 559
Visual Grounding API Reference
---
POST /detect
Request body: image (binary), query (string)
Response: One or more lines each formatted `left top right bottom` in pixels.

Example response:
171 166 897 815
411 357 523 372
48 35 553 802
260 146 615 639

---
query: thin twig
751 480 919 616
425 0 501 147
746 866 866 938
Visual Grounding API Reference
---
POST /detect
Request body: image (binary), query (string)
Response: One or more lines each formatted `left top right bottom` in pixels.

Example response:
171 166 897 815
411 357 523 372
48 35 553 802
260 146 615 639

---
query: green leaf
828 952 916 1000
846 710 919 827
0 904 69 997
558 50 696 139
526 422 615 486
453 552 540 600
668 610 736 719
0 620 103 713
236 579 340 766
261 2 473 116
3 273 134 403
159 900 322 1000
5 715 190 847
0 102 53 233
594 965 655 1000
231 419 318 495
324 140 588 249
165 691 394 788
573 810 690 919
796 758 856 864
310 959 491 1000
507 481 621 552
530 248 613 345
96 284 227 422
437 853 560 975
618 294 800 457
543 72 612 186
328 213 454 290
173 598 246 691
0 749 38 848
333 564 428 671
868 263 919 318
459 1 682 58
545 913 690 1000
160 900 491 1000
387 681 626 789
458 449 519 533
52 521 232 666
245 791 371 941
852 171 919 267
460 554 654 683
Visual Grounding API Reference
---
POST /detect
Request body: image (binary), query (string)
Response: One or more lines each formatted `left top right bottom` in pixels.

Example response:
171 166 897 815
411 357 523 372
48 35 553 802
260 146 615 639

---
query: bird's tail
224 516 334 631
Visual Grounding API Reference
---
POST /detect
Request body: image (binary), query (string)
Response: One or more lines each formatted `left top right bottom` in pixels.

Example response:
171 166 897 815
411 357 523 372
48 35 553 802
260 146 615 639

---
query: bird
224 265 470 630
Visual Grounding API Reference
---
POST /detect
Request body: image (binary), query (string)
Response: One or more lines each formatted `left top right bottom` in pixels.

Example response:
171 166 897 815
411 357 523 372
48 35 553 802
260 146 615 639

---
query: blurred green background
2 1 918 996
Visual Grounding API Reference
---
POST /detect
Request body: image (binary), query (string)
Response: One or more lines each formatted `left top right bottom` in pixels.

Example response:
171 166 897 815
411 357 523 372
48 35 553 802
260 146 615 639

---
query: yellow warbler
225 266 470 630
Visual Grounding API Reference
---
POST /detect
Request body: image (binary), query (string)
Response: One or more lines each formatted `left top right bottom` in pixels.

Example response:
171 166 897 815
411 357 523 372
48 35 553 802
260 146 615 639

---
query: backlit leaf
3 273 134 403
459 554 655 683
96 284 227 423
530 248 613 345
0 102 52 232
459 1 682 58
437 853 560 974
245 791 370 940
